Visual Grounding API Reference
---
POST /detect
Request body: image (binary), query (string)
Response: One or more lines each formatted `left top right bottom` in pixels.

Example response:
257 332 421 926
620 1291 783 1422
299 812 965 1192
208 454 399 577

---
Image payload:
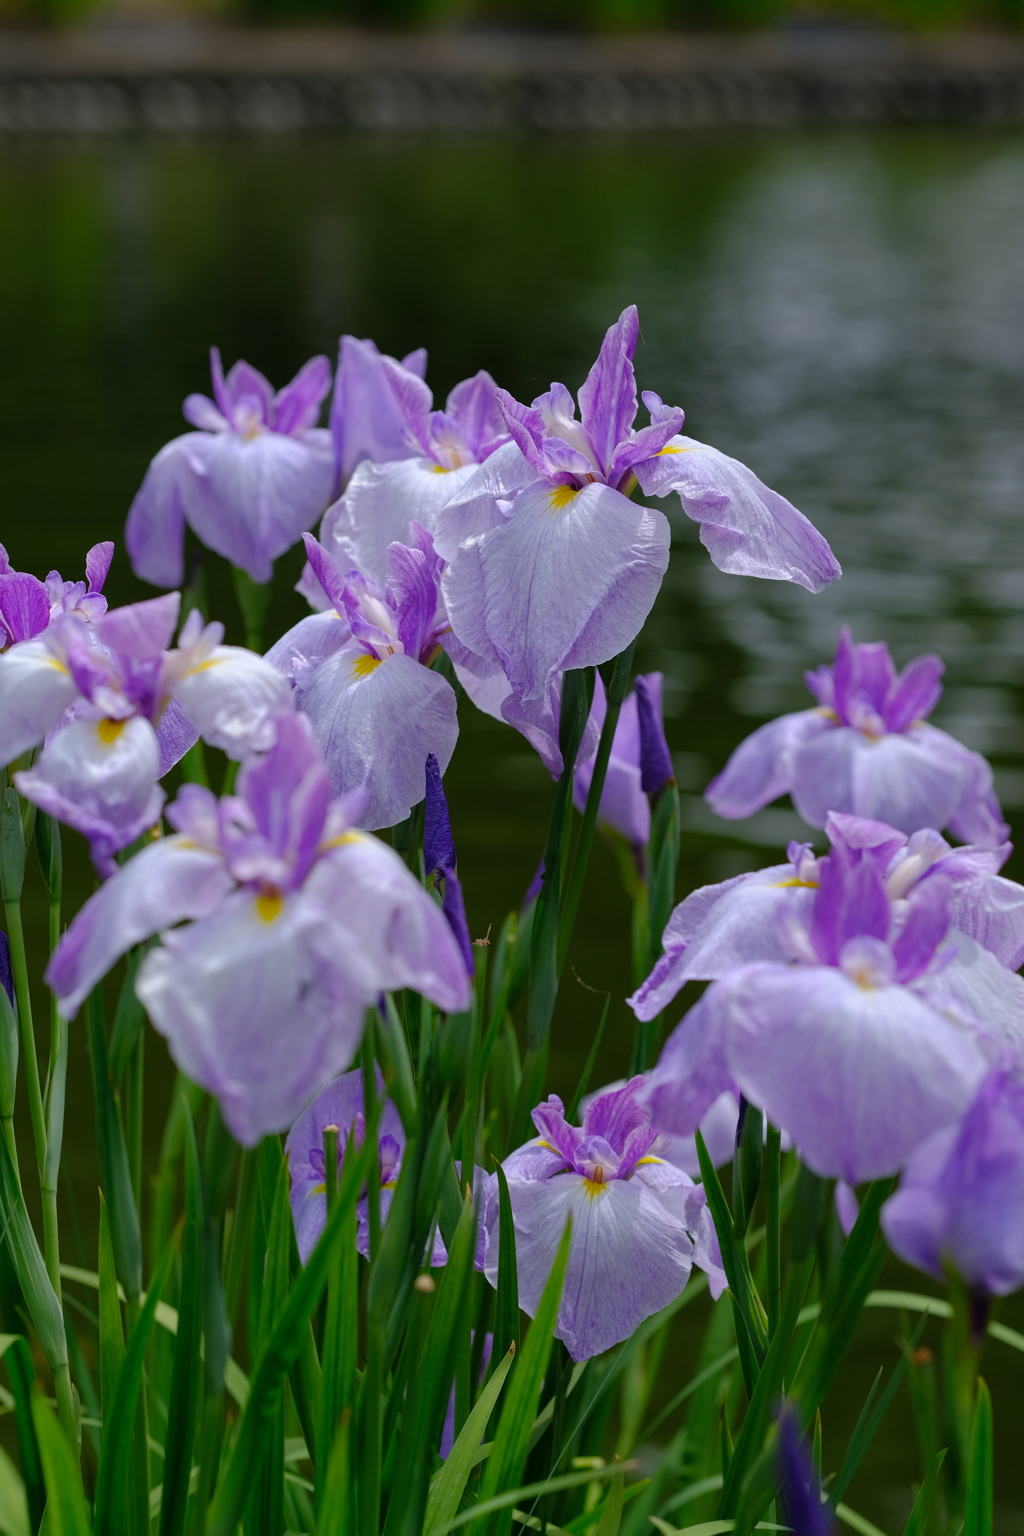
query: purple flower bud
523 859 545 908
778 1414 832 1535
635 674 673 796
0 932 12 1008
442 867 475 979
424 752 457 881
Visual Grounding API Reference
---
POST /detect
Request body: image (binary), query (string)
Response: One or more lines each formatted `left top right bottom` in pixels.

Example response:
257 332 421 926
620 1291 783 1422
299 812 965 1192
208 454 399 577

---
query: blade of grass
87 990 141 1305
827 1313 927 1511
30 1392 92 1536
158 1097 203 1536
963 1378 992 1536
425 1344 516 1536
1 1335 44 1535
695 1132 767 1382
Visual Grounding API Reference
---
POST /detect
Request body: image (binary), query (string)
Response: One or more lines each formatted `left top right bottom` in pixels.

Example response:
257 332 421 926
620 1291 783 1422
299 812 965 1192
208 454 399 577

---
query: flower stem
3 901 47 1180
766 1121 782 1340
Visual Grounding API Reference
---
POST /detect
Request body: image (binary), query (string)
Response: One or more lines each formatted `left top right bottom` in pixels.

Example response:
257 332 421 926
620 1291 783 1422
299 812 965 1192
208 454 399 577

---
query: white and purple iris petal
641 842 1024 1184
435 305 838 707
318 344 509 587
267 530 458 831
707 629 1007 847
882 1071 1024 1296
0 540 113 651
47 713 472 1145
572 671 670 849
126 348 335 588
3 593 292 874
483 1079 725 1363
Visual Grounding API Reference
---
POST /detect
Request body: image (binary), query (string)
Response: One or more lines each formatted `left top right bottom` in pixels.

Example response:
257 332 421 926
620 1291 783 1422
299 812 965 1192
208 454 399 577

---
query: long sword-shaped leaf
87 990 141 1303
92 1236 177 1533
695 1131 767 1383
248 1152 292 1536
0 1441 28 1536
475 1218 572 1536
827 1313 927 1512
30 1393 92 1536
1 1335 43 1535
158 1098 203 1536
425 1344 516 1536
963 1377 993 1536
0 1124 67 1380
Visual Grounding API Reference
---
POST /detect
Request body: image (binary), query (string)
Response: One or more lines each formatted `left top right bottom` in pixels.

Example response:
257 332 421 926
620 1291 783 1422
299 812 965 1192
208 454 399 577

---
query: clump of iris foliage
0 305 1020 1536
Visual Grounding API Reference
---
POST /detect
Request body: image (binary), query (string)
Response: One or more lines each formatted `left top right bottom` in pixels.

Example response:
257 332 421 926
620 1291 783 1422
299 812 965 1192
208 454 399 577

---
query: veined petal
431 441 538 563
125 434 203 589
491 1171 693 1362
321 458 477 586
921 930 1024 1060
138 888 368 1145
186 430 335 583
0 571 50 645
949 873 1024 971
636 436 840 594
264 611 350 685
297 646 458 831
46 831 233 1017
16 714 164 875
331 335 427 488
577 305 639 481
725 963 986 1182
0 636 80 764
308 832 471 1015
792 728 969 836
171 646 293 761
705 710 834 820
641 983 739 1139
443 480 669 704
155 699 200 776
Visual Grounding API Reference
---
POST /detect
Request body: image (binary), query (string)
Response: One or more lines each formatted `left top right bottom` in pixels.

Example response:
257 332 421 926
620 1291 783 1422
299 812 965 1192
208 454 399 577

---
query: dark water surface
3 127 1024 1528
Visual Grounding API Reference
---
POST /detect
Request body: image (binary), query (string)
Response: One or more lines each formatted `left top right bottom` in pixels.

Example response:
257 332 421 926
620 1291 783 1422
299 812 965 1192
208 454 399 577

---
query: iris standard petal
125 434 202 589
635 436 840 594
790 728 964 835
297 646 458 830
493 1171 693 1362
0 636 80 765
307 832 472 1015
16 714 165 875
171 646 294 760
136 887 367 1146
321 458 478 585
705 710 834 820
185 429 335 584
442 480 669 704
46 832 233 1017
725 963 986 1182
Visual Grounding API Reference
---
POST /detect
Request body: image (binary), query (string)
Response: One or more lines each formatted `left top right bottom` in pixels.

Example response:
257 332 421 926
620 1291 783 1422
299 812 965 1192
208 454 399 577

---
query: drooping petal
297 645 458 831
330 335 427 488
635 437 840 594
791 726 981 838
46 830 233 1017
920 929 1024 1061
16 715 165 876
431 441 536 563
95 593 181 660
264 611 351 685
948 872 1024 971
0 636 80 764
125 434 212 589
185 430 335 584
322 458 478 587
308 831 471 1015
137 886 368 1146
641 982 739 1138
171 647 294 761
490 1171 693 1362
704 710 834 820
724 963 986 1182
442 480 669 704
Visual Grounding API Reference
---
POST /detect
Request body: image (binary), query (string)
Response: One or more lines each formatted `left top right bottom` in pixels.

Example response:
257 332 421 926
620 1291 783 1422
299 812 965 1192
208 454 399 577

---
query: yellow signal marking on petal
582 1178 609 1200
312 1181 327 1195
256 890 284 924
548 484 579 512
773 878 820 889
47 658 71 674
381 1180 398 1190
320 830 364 852
634 1156 665 1166
97 718 127 746
431 465 450 474
352 653 383 679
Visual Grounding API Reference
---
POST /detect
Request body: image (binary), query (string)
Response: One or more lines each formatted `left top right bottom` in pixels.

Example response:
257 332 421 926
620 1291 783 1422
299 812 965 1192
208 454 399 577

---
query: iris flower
3 593 289 873
572 671 670 849
707 629 1006 846
47 713 471 1144
435 305 839 706
266 530 458 830
0 541 112 649
126 349 335 587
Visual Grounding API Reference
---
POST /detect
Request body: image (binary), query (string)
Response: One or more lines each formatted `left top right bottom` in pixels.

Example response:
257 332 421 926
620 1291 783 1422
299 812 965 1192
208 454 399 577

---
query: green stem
41 896 65 1301
766 1122 782 1340
3 901 46 1176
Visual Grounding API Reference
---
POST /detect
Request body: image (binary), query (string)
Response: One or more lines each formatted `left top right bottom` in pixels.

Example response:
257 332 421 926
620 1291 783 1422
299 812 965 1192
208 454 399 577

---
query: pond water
2 125 1024 1529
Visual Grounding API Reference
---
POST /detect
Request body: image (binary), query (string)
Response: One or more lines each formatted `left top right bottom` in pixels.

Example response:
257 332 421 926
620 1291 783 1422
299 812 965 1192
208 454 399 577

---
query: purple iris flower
47 713 472 1145
778 1414 833 1536
630 810 1024 1026
482 1079 726 1363
2 593 291 875
882 1071 1024 1297
640 825 1024 1183
0 541 113 649
434 306 839 706
572 672 668 848
447 647 600 781
265 530 458 831
126 349 335 588
319 336 507 587
424 752 474 976
707 629 1007 847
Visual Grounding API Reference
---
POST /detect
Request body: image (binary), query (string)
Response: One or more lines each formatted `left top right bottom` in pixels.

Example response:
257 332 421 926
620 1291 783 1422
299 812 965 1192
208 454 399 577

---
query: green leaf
0 1441 29 1536
834 1504 890 1536
566 993 610 1124
490 1161 520 1389
827 1312 926 1511
158 1097 203 1536
30 1391 92 1536
963 1377 993 1536
97 1194 125 1441
476 1217 572 1536
437 1459 632 1534
903 1449 946 1536
248 1153 293 1536
424 1343 516 1536
0 1122 67 1378
317 1131 359 1516
378 993 417 1135
107 948 149 1089
594 1467 624 1535
695 1130 767 1383
0 1334 43 1535
92 1235 177 1534
205 1131 373 1536
87 989 142 1302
